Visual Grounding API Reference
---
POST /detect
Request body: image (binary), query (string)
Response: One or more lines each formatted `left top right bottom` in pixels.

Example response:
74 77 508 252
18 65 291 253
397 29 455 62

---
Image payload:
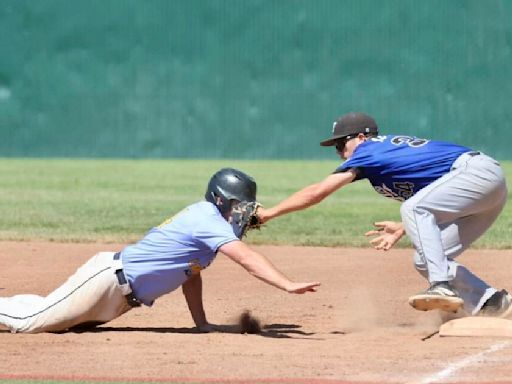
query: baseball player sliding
0 168 320 334
257 112 510 317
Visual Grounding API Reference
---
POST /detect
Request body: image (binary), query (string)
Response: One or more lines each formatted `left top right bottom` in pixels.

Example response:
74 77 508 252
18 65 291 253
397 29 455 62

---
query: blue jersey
120 201 239 306
335 135 471 201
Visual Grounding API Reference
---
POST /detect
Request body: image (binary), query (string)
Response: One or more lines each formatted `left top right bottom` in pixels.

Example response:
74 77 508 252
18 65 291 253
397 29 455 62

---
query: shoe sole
408 294 464 313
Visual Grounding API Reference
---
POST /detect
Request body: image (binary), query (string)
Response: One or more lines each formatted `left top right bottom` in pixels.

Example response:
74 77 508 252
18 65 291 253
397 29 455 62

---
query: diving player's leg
1 252 131 333
0 294 46 331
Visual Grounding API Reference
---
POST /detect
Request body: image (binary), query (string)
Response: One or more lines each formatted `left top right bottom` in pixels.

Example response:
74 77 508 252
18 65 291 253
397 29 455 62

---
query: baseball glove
230 201 263 239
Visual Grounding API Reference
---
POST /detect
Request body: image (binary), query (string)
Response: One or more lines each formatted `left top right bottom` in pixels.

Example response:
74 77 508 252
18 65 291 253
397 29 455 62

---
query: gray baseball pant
400 152 508 315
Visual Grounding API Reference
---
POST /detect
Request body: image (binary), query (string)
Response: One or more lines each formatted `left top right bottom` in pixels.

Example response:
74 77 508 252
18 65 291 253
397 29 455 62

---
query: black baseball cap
320 112 378 146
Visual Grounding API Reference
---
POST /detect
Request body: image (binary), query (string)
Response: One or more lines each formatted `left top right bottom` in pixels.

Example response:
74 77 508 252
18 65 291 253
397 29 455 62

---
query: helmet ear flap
215 193 233 215
206 187 232 216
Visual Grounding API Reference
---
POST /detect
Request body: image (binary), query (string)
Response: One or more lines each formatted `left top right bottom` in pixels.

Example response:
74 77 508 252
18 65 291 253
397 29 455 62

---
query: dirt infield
1 241 512 383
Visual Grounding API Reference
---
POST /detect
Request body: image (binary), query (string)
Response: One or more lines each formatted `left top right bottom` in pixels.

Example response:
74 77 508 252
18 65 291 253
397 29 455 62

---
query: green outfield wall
1 0 511 159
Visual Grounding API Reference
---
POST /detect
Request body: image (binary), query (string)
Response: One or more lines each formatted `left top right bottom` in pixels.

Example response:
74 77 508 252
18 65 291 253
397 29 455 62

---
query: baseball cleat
478 289 512 318
408 281 464 313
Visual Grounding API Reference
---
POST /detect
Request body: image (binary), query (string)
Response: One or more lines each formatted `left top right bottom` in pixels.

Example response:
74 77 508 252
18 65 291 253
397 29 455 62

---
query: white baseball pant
0 252 134 333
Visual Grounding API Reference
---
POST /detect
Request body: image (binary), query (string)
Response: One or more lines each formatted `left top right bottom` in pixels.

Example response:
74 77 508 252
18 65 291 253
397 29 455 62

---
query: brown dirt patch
1 241 512 383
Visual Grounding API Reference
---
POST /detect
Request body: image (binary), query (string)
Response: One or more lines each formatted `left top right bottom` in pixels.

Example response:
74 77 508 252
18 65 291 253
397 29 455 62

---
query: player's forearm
264 173 355 221
182 273 208 327
234 249 294 292
266 184 325 220
220 241 319 294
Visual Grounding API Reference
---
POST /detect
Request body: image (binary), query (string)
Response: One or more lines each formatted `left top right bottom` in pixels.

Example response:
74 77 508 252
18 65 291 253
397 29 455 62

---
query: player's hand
285 282 321 294
255 206 271 224
365 221 405 251
196 322 220 333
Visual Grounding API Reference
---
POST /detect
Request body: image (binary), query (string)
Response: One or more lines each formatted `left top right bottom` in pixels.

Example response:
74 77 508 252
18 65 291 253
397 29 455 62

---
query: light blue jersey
120 201 239 306
335 135 471 201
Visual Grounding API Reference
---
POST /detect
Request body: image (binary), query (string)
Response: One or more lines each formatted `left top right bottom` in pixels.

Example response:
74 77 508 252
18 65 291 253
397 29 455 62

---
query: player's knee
401 201 434 227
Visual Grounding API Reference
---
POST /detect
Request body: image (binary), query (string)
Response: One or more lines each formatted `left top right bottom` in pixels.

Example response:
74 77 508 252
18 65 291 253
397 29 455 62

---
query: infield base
439 317 512 337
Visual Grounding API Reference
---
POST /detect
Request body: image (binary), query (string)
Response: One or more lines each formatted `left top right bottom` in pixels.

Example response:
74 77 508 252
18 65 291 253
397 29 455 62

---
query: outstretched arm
257 171 356 223
219 240 320 294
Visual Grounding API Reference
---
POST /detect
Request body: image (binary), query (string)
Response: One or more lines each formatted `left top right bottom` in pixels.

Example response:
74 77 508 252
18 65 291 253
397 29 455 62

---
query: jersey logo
157 207 189 228
390 135 429 147
185 258 203 276
184 257 215 277
373 181 415 202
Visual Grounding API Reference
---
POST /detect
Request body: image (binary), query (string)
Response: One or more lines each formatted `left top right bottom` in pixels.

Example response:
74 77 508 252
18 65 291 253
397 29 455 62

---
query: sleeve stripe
214 237 239 252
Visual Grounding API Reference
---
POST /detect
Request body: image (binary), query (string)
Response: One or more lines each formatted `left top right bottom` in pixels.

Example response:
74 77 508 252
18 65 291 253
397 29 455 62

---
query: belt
113 252 142 308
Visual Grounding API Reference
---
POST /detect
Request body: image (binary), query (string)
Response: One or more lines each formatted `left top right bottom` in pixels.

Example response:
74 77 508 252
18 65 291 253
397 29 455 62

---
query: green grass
0 159 510 248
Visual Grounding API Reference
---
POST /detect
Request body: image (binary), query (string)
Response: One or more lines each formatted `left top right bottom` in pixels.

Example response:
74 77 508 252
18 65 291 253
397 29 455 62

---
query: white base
440 317 512 337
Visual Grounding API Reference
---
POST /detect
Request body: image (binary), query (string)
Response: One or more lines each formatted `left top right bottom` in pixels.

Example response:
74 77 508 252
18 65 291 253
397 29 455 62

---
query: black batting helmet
205 168 257 215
